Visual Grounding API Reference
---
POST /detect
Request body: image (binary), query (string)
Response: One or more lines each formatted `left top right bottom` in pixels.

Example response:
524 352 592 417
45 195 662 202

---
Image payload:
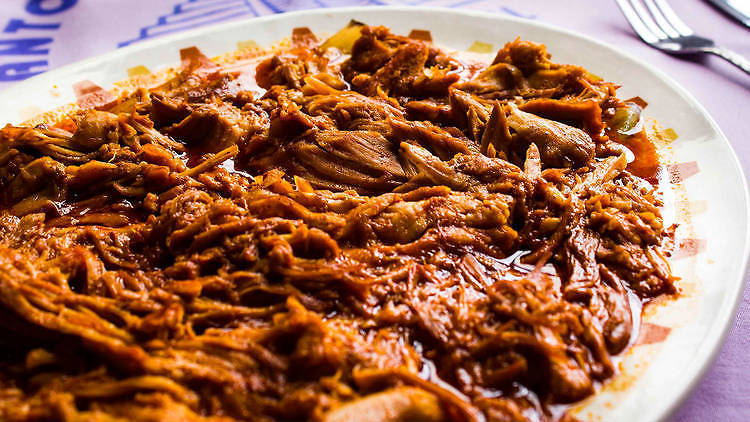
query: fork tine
643 0 680 38
653 0 694 36
615 0 661 44
628 0 669 40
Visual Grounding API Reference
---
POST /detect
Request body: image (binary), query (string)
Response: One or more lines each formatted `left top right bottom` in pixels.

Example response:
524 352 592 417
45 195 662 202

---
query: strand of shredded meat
0 24 676 422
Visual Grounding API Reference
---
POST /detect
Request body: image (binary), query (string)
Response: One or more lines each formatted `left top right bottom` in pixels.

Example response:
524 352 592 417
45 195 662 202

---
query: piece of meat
480 102 513 158
343 26 459 98
70 110 122 151
305 92 405 130
345 26 397 73
256 54 308 90
404 99 453 122
370 189 514 245
4 156 66 205
353 41 429 96
492 39 551 75
149 93 190 127
314 130 405 178
389 118 475 159
450 88 491 141
506 103 595 168
165 102 251 153
457 62 527 96
519 98 604 141
323 387 445 422
399 142 472 190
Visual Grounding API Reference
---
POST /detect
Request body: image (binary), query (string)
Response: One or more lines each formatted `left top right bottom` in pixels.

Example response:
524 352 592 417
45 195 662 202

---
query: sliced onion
610 103 643 136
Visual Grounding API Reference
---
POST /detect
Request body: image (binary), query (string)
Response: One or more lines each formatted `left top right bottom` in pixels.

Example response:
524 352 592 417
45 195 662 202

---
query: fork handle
703 46 750 76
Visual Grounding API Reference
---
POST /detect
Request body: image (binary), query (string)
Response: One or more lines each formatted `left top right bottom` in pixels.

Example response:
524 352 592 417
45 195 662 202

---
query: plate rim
2 6 748 421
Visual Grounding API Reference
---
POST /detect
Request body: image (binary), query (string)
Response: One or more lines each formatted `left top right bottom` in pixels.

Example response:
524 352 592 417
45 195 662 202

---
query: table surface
0 0 747 420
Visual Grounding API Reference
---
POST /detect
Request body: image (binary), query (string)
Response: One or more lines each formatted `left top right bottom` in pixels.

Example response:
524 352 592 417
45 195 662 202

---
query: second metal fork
616 0 750 75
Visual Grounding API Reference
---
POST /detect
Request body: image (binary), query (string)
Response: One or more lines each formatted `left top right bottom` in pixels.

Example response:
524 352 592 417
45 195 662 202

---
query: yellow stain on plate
19 105 43 121
686 199 708 216
237 40 260 50
650 122 678 144
467 41 494 53
127 65 151 77
662 127 678 142
673 199 708 226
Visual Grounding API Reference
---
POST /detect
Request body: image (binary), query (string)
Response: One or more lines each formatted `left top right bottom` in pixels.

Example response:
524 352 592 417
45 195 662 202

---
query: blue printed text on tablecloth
0 0 77 82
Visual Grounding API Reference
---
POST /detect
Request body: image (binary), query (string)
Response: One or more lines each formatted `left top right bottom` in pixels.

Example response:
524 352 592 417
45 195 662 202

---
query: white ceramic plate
0 7 747 422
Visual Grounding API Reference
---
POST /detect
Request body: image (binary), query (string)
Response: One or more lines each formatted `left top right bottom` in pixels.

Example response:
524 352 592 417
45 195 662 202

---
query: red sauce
610 129 661 183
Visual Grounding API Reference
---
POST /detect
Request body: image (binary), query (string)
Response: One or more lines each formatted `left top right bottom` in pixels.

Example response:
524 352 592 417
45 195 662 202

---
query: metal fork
616 0 750 75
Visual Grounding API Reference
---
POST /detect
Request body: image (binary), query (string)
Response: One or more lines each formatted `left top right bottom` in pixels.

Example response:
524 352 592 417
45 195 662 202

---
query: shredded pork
0 24 675 422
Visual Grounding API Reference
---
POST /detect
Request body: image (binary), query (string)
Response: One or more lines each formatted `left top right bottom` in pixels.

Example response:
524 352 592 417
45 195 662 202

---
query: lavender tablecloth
0 0 747 420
